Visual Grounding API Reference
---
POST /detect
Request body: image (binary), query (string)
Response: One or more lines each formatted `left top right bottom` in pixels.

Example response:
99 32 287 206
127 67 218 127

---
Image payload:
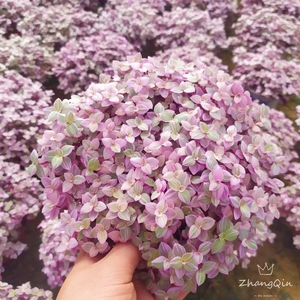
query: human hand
57 242 188 300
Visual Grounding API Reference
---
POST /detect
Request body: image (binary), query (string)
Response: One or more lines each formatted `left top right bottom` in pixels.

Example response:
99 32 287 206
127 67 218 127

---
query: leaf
201 261 216 274
161 110 174 122
151 256 166 269
196 270 206 286
54 98 63 112
179 190 191 204
73 175 86 185
188 225 201 239
201 217 215 230
52 156 63 168
156 214 168 228
61 145 74 156
118 210 131 221
208 130 219 141
168 178 181 191
247 239 258 250
26 164 37 176
97 230 108 244
218 217 233 233
223 228 239 242
198 242 212 255
155 226 168 238
170 257 183 269
173 243 186 257
240 202 251 218
211 238 225 254
88 158 100 172
120 227 132 241
66 123 78 136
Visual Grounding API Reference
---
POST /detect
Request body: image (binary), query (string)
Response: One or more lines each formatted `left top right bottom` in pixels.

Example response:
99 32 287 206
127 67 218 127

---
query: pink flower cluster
231 0 300 102
31 55 283 298
0 157 43 276
39 218 76 287
0 281 52 300
156 47 227 73
277 106 300 250
232 45 300 101
0 71 52 166
52 32 136 94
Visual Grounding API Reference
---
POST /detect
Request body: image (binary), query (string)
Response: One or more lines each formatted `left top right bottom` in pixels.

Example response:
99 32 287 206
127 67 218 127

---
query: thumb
98 242 141 284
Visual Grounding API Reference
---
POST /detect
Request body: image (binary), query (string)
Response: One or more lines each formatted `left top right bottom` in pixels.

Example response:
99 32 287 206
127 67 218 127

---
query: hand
57 242 188 300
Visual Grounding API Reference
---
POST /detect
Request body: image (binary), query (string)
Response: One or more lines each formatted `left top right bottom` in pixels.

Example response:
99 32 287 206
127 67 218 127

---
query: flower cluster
0 35 53 82
280 162 300 249
231 1 300 101
278 106 300 250
39 218 76 288
0 71 52 165
99 0 162 49
0 157 43 277
156 47 228 72
232 45 300 101
231 7 300 55
52 32 136 94
17 4 102 47
0 281 52 300
154 7 227 51
31 55 283 298
240 0 300 17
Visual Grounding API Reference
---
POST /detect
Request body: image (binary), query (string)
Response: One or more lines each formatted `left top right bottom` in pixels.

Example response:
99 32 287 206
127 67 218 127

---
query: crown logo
257 262 274 276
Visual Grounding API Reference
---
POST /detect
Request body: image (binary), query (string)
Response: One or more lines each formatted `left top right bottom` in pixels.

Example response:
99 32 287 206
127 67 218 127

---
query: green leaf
118 210 131 221
155 226 168 239
66 123 78 136
200 122 209 133
154 103 164 114
170 257 183 269
247 239 258 250
30 150 39 164
151 256 165 269
211 238 225 254
45 150 56 162
218 217 233 233
223 228 239 241
179 190 191 204
198 242 211 255
188 225 201 239
201 261 216 273
52 156 63 168
97 230 108 244
168 178 181 191
161 110 174 122
240 201 250 218
196 270 206 286
26 164 37 176
66 111 75 124
61 145 74 156
208 130 219 141
54 98 63 112
120 227 132 241
88 158 100 172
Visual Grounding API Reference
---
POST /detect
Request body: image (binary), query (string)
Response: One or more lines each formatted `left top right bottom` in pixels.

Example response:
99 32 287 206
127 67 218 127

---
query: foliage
30 55 283 298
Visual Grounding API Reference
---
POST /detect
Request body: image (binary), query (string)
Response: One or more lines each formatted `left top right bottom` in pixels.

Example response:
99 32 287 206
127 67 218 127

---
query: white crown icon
257 262 274 276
